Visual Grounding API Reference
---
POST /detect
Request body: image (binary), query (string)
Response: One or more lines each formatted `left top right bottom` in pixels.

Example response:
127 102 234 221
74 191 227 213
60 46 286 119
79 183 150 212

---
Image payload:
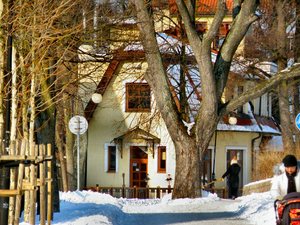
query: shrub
253 150 300 181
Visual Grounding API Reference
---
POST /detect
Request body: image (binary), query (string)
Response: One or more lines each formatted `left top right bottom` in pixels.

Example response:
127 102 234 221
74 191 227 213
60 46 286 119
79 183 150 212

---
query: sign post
68 116 88 190
296 113 300 131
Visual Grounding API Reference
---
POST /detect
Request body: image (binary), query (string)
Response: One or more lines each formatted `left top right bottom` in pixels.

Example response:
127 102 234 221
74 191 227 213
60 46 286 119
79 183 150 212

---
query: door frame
225 146 247 186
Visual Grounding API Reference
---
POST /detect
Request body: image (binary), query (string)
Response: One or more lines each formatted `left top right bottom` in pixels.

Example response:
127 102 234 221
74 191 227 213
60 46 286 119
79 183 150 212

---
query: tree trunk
276 0 295 152
173 136 200 198
56 103 69 192
8 40 18 224
0 20 4 152
278 82 295 151
294 0 300 150
64 97 76 191
131 0 300 198
292 82 300 150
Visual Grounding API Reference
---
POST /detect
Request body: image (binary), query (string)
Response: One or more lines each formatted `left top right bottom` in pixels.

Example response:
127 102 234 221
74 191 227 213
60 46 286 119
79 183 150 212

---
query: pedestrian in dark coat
222 156 241 200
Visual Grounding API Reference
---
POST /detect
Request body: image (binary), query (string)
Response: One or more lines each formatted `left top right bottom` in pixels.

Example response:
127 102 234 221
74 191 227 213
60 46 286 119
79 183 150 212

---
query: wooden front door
130 146 148 187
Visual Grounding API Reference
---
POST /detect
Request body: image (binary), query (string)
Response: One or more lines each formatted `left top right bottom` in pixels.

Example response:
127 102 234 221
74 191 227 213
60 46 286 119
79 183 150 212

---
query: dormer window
126 83 151 112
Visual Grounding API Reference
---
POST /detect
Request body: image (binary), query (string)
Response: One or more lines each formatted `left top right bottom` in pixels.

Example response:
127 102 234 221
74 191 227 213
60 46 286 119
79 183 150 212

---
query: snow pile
237 192 275 225
19 189 278 225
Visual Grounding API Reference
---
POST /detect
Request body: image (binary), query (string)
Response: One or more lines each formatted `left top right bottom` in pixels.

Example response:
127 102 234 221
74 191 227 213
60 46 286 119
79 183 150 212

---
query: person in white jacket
271 154 300 199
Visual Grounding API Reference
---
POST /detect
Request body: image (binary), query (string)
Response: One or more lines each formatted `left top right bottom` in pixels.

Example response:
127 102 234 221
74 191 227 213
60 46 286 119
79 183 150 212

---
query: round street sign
68 115 88 135
295 113 300 131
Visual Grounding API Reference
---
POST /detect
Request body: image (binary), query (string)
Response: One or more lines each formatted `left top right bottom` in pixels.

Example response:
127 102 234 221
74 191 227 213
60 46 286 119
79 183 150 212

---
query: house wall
83 10 268 189
84 59 263 189
86 61 176 188
210 131 261 188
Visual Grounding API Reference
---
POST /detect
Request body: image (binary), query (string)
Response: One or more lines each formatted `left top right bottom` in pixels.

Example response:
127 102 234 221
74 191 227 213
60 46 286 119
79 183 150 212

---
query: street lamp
91 93 102 104
69 92 102 190
229 116 237 125
166 174 172 193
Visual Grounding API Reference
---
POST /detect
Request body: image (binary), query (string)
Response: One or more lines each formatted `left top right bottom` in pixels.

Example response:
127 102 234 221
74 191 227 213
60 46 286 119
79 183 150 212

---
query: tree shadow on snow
119 211 243 225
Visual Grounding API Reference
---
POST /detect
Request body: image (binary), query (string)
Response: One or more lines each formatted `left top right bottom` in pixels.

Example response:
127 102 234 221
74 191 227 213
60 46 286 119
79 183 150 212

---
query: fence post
156 186 160 199
167 185 172 194
47 144 53 225
146 186 149 199
122 173 125 198
122 186 125 198
29 144 38 225
133 186 137 198
39 145 46 225
14 139 26 225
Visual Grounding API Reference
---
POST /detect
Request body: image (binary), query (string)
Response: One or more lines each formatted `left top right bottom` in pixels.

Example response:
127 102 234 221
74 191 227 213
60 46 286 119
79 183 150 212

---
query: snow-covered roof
124 33 195 56
217 122 280 135
218 111 280 135
123 33 280 136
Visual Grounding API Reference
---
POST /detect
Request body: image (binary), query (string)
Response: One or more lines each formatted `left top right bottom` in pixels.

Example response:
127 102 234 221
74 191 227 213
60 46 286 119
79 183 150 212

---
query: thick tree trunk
278 83 295 151
294 0 300 150
56 102 69 192
276 0 295 152
292 82 300 150
35 114 60 212
173 135 200 198
132 0 203 198
0 24 4 151
131 0 300 198
64 99 76 191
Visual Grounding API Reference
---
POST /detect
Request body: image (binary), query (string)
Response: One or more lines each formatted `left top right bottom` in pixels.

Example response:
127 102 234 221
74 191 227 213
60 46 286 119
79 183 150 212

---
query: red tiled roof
255 116 280 133
167 0 272 15
168 0 233 15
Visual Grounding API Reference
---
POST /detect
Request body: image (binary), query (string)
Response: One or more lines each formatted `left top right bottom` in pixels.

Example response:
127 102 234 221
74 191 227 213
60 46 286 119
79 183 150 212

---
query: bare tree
244 0 300 152
0 0 97 221
130 0 300 198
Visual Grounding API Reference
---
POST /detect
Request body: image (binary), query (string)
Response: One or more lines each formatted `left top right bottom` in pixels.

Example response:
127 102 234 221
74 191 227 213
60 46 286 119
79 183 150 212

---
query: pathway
119 199 252 225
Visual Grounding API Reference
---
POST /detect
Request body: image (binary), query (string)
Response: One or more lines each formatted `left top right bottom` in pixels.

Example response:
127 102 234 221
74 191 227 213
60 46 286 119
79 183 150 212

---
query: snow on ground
19 188 277 225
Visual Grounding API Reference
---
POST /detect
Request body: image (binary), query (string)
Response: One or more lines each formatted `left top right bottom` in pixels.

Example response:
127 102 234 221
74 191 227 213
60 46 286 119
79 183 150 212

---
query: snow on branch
182 120 195 135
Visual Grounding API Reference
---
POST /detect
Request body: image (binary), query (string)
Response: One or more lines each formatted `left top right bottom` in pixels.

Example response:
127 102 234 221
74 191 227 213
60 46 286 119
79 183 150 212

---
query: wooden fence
84 185 226 199
0 140 53 225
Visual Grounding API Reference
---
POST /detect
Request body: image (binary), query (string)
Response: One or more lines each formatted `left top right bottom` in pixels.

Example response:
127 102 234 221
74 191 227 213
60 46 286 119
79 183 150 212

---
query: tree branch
215 0 260 101
175 0 201 46
203 0 227 46
223 63 300 114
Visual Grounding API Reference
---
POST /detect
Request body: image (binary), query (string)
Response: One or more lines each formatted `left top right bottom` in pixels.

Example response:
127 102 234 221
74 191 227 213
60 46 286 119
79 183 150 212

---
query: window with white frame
104 144 118 172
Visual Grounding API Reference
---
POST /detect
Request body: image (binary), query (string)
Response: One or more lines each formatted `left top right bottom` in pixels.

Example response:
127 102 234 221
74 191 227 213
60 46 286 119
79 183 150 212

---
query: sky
19 184 277 225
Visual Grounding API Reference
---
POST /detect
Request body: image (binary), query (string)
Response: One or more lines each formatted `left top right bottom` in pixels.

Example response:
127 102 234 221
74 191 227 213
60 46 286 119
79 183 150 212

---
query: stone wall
242 178 272 196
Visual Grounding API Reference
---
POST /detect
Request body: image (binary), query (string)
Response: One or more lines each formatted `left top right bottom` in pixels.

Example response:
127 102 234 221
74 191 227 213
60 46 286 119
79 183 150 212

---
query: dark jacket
222 163 241 188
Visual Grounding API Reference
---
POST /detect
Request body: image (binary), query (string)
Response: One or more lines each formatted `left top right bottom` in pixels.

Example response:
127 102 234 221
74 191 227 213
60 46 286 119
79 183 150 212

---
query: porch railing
83 186 226 199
